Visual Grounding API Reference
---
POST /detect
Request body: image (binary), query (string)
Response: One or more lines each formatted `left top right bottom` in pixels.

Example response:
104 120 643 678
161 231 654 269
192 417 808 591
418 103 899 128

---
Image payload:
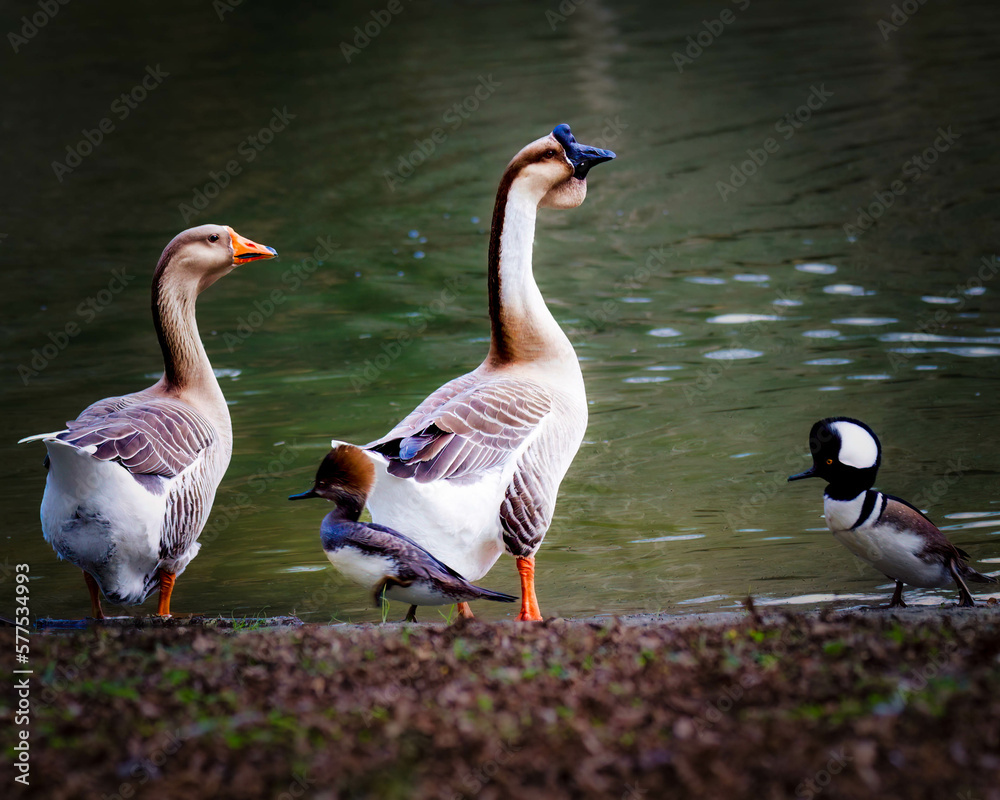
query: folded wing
367 378 552 485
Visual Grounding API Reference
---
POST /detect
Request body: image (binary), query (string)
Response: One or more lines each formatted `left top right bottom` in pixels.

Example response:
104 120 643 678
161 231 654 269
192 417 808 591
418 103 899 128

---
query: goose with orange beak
20 225 277 618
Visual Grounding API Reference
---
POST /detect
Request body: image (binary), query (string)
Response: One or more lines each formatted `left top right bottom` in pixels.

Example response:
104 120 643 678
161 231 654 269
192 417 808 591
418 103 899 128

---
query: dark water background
3 0 998 621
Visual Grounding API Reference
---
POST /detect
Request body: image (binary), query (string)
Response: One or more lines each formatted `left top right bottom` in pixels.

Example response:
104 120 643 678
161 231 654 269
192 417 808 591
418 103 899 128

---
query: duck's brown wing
880 495 970 563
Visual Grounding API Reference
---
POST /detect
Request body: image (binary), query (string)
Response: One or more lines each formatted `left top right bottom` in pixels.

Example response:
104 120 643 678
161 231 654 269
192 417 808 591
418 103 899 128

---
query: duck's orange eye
543 149 557 159
826 458 834 465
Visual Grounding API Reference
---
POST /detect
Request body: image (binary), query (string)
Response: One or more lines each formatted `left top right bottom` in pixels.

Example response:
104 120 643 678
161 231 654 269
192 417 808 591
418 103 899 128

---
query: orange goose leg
515 556 543 622
456 602 475 620
83 571 105 620
156 570 176 617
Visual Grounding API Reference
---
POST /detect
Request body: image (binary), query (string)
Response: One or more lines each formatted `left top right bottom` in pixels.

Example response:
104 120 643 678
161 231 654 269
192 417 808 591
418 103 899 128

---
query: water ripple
707 313 782 324
831 317 898 326
705 348 765 360
880 332 1000 345
685 276 726 285
630 534 706 544
803 329 841 338
823 284 868 296
796 263 838 275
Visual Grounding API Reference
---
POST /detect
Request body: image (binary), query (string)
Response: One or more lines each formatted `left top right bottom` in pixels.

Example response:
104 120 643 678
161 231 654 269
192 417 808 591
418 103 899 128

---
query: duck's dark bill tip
787 468 817 482
288 489 318 501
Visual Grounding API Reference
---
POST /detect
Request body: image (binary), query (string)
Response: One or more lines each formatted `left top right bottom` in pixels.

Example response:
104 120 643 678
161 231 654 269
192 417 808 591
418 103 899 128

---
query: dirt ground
3 605 999 799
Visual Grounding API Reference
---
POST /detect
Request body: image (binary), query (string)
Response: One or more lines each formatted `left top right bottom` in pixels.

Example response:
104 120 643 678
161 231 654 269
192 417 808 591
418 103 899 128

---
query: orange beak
227 227 277 263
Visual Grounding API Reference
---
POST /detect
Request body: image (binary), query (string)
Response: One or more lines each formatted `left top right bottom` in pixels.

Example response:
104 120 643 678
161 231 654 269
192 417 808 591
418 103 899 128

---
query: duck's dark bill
551 123 616 179
787 468 818 482
288 489 319 501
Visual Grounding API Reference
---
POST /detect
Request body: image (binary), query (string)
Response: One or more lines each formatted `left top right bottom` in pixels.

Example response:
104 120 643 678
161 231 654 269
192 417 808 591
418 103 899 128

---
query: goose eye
826 458 834 465
209 234 220 243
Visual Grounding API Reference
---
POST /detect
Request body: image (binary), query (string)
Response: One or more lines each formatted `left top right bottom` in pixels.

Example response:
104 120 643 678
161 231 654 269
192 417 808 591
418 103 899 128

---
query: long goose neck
151 263 223 408
487 180 573 367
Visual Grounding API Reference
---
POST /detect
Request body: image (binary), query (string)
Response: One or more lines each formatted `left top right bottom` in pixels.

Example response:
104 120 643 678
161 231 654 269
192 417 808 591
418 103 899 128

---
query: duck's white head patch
831 420 879 469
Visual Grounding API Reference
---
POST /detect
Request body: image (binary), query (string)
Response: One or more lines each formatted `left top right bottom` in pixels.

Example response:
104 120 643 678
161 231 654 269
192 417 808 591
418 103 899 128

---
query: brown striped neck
151 257 222 404
486 174 575 368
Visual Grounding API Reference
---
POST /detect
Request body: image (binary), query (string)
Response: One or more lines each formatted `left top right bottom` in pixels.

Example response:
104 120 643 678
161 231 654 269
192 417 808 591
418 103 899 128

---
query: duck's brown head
288 444 376 521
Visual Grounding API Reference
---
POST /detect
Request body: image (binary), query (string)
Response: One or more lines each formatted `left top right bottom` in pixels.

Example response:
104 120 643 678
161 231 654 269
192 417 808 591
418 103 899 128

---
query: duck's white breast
324 546 395 593
825 495 950 588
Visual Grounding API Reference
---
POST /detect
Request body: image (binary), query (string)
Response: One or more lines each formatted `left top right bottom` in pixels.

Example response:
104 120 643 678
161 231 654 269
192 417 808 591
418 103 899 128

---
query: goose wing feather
59 395 216 478
367 378 553 484
58 395 219 560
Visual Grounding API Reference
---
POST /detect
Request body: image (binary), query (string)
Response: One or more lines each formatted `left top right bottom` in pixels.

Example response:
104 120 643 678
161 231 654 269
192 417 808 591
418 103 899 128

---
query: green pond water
3 0 999 622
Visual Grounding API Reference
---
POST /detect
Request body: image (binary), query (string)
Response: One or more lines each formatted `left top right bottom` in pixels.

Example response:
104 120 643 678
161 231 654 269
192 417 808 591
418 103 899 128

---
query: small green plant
229 610 270 631
379 586 390 624
437 605 456 623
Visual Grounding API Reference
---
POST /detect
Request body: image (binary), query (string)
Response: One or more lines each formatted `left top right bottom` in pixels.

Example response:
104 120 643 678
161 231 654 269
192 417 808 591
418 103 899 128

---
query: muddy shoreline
4 606 999 799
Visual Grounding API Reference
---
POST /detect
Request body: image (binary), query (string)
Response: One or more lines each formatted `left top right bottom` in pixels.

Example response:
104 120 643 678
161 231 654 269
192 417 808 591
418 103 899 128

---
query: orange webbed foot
515 556 543 622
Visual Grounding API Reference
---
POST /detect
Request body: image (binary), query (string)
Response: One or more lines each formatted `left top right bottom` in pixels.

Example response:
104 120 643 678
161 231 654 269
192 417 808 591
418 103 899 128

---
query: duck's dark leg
888 581 907 608
456 602 475 620
83 571 105 620
404 605 418 623
949 560 975 607
515 556 542 622
155 570 176 617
